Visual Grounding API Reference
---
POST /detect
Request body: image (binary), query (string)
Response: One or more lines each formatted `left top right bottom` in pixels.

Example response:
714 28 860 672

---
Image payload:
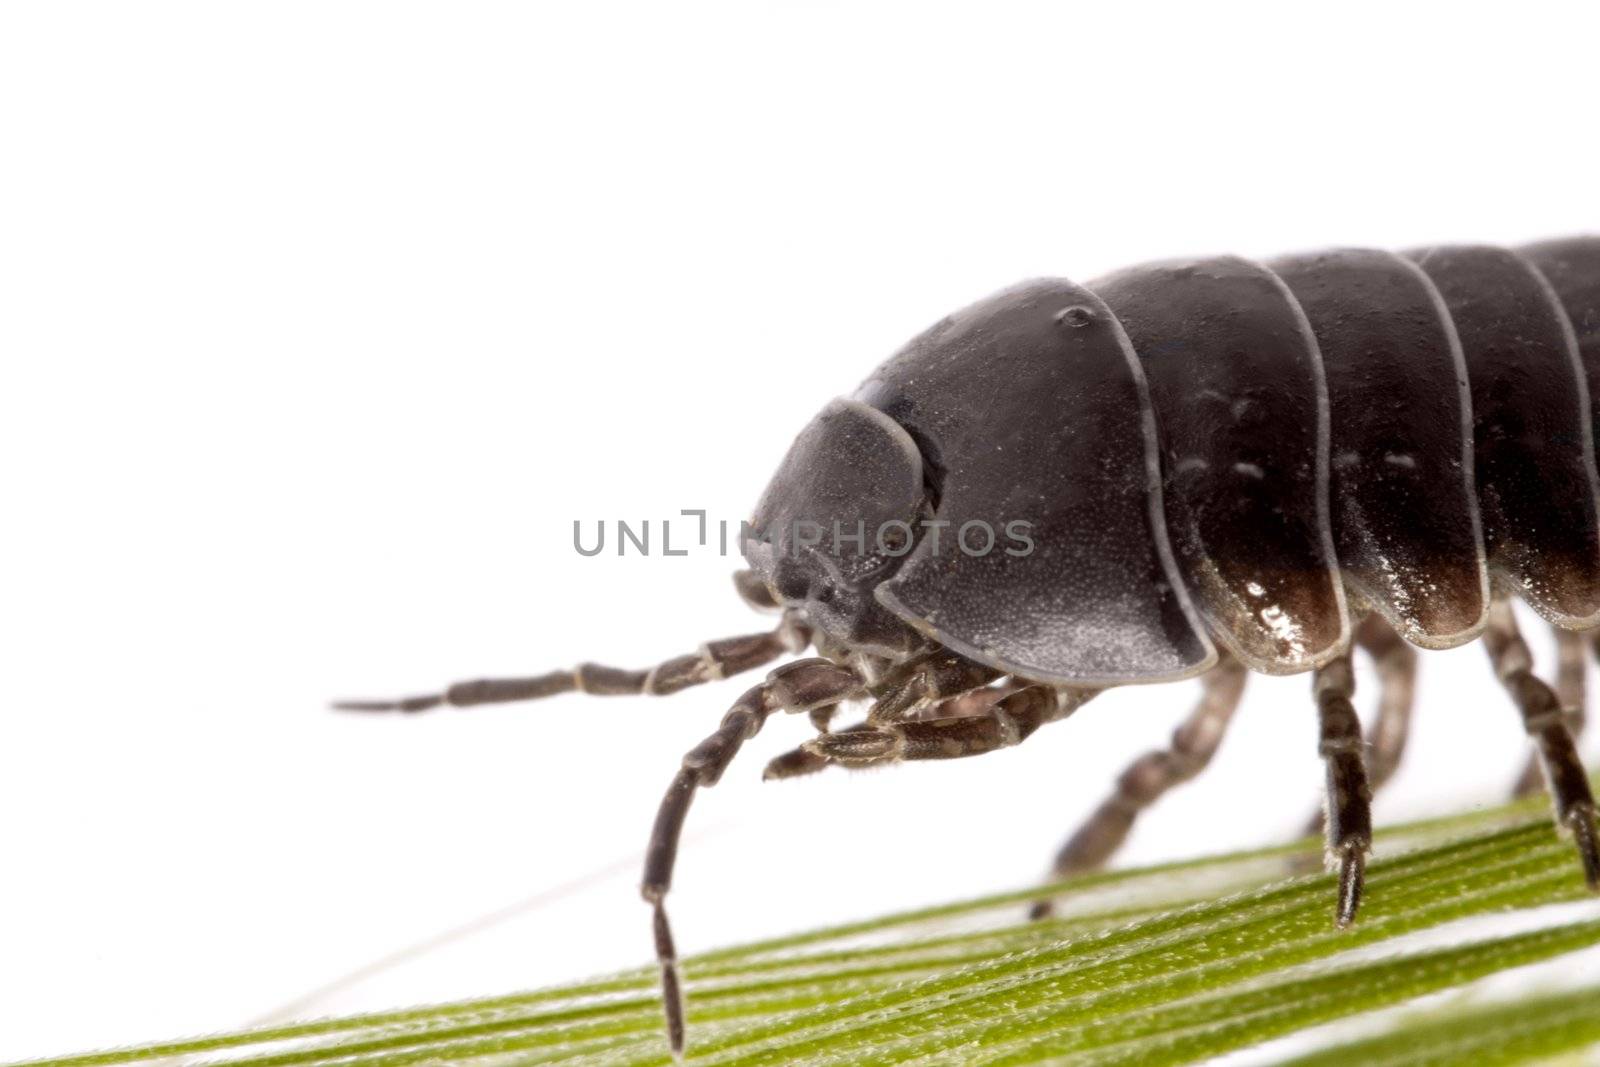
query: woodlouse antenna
652 899 686 1060
332 581 809 713
642 659 867 1057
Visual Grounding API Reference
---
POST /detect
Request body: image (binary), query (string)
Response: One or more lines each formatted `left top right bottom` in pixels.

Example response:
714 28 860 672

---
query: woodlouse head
744 398 927 656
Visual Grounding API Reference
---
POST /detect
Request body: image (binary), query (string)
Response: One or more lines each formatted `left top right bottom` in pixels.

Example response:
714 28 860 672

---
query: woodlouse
341 237 1600 1057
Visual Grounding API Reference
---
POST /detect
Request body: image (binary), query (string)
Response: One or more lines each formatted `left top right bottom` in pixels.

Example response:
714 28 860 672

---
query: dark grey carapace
341 238 1600 1058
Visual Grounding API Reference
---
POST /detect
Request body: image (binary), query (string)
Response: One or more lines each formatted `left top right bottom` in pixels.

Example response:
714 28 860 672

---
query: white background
4 1 1600 1060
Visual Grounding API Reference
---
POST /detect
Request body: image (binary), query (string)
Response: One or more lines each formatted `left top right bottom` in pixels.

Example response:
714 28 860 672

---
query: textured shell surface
748 237 1600 685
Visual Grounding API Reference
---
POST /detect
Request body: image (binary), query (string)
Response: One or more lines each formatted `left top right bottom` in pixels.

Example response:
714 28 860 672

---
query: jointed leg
334 581 809 712
1303 615 1417 838
1558 628 1587 721
1314 650 1373 928
763 719 866 780
934 679 1031 720
1514 626 1588 797
1484 600 1600 887
1029 657 1246 918
802 683 1093 767
762 654 1007 780
1357 617 1419 792
642 657 865 1058
862 652 1005 724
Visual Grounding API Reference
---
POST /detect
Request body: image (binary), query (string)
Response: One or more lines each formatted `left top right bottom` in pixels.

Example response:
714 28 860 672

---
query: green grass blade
10 794 1598 1067
1277 983 1600 1067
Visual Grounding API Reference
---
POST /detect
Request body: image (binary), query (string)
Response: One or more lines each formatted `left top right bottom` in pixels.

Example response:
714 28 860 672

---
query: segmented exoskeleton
342 237 1600 1058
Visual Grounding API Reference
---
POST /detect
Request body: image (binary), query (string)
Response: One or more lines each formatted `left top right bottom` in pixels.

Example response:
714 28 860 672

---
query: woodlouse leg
642 657 865 1059
762 720 868 781
1484 601 1600 889
1512 627 1587 797
931 679 1030 719
760 655 1002 780
1029 657 1247 919
332 599 810 713
802 684 1097 768
1314 650 1373 928
1303 616 1417 838
1356 618 1419 794
864 653 1001 724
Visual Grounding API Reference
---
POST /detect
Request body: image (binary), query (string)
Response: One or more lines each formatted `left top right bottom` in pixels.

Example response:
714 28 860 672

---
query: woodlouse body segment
857 278 1216 685
1523 238 1600 397
1091 256 1347 675
1269 248 1487 649
1408 245 1600 628
337 235 1600 1059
